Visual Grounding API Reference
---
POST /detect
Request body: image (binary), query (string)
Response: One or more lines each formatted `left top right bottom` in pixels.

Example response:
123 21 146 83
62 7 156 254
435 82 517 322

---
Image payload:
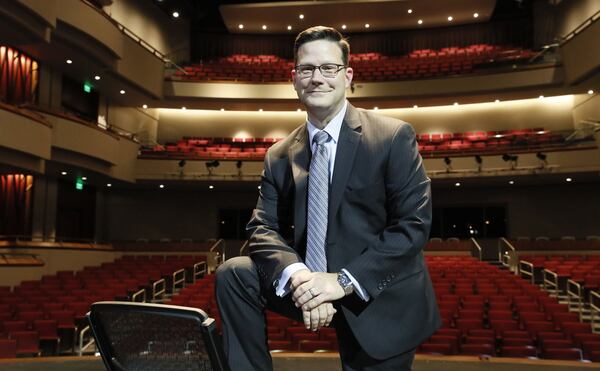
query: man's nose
310 68 326 84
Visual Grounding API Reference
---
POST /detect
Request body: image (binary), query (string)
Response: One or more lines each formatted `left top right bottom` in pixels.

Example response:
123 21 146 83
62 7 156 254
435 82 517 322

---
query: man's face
292 40 353 112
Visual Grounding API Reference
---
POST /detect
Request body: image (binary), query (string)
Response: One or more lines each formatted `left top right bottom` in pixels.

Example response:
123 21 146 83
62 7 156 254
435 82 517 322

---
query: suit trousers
215 256 415 371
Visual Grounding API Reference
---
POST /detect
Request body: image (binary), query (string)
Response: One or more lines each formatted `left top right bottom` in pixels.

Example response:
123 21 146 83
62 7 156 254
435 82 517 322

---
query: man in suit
216 26 440 371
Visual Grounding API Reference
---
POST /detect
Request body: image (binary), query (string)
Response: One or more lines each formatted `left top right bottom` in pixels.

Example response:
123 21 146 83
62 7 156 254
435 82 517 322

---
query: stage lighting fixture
474 155 482 171
502 154 518 169
205 160 220 168
444 157 452 172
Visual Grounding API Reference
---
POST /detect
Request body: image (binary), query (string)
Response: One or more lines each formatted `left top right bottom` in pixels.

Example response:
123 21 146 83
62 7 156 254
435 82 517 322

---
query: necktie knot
313 131 330 146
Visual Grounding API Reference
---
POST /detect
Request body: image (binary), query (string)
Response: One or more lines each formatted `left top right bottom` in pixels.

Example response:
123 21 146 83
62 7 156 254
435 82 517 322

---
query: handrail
519 260 535 284
131 288 146 303
78 325 94 356
470 238 482 261
172 268 186 294
566 279 583 321
559 9 600 46
210 239 227 270
239 240 249 256
152 279 166 302
591 290 600 334
193 261 207 283
498 237 517 272
543 269 559 296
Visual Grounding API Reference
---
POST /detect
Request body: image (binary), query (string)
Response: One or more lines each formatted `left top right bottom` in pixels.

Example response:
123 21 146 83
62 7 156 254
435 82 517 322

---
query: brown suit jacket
247 103 440 359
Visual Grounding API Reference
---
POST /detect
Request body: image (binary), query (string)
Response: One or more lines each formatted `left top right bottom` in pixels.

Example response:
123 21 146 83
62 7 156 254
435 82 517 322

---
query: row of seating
0 254 207 358
163 255 600 360
170 45 535 83
420 256 599 361
139 127 570 161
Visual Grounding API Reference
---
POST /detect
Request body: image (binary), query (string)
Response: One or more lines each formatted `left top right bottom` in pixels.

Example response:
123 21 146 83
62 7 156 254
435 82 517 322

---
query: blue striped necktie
305 130 330 272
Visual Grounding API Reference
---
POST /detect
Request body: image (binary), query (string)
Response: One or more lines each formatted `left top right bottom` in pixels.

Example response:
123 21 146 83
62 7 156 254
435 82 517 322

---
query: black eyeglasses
294 63 347 79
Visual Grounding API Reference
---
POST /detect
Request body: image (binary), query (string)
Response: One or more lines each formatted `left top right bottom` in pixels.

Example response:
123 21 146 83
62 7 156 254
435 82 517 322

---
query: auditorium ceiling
154 0 533 33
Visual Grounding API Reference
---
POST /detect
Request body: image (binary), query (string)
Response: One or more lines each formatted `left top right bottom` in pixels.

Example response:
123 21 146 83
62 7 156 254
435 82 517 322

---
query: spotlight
205 160 220 168
474 155 482 172
536 152 547 169
205 160 220 175
444 157 452 172
502 154 518 169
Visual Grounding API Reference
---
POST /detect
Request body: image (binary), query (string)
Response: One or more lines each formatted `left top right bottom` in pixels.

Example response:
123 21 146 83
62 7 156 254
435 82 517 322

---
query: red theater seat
501 345 537 358
0 339 17 359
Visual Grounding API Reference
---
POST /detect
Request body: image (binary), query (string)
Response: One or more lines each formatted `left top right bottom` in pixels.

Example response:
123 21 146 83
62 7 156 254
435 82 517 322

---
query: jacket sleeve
344 123 432 300
246 151 303 287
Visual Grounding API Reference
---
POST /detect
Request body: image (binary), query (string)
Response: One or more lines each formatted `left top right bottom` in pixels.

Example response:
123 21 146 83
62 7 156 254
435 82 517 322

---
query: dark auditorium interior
1 0 600 370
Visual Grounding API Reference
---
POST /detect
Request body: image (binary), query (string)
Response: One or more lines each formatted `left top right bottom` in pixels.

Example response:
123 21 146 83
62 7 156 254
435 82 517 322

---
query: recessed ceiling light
373 106 378 110
181 106 186 110
66 59 72 64
588 89 594 95
94 75 101 80
473 12 479 18
61 171 67 175
107 183 112 187
365 23 370 28
418 19 423 25
220 108 225 111
413 105 418 108
448 16 453 21
262 25 267 30
142 104 148 109
299 14 304 19
120 89 125 94
566 177 572 182
539 95 544 99
455 182 461 187
407 9 413 14
509 180 514 185
258 108 263 112
209 185 214 189
258 185 261 189
159 184 165 188
297 108 302 112
341 24 347 30
287 25 292 30
495 99 500 103
82 177 87 181
172 11 179 18
453 102 459 106
238 24 244 29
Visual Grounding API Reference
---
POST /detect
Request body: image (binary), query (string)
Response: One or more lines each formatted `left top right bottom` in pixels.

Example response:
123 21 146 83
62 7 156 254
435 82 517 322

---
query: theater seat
0 339 17 359
501 345 537 358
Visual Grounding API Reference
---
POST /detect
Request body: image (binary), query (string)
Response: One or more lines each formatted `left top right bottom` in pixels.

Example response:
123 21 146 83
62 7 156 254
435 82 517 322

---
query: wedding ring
309 288 317 297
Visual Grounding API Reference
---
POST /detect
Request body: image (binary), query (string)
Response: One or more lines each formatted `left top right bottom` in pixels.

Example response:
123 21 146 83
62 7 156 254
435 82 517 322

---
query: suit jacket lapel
289 126 310 247
329 104 362 227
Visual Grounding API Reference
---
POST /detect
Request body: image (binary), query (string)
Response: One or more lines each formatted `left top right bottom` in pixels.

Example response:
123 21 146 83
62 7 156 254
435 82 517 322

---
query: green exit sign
75 177 84 190
83 83 92 93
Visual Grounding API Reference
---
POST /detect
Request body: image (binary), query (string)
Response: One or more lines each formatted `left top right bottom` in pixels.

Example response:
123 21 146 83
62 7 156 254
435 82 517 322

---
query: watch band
337 271 354 296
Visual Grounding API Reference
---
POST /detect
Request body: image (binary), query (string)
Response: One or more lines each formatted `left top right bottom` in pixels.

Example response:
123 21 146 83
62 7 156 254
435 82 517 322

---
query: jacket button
377 283 383 290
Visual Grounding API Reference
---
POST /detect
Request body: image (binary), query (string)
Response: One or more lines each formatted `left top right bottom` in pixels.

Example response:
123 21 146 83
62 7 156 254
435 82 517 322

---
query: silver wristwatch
337 271 354 296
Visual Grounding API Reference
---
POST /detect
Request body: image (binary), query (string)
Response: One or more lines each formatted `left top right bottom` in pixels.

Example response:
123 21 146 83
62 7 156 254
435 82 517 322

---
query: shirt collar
306 100 348 146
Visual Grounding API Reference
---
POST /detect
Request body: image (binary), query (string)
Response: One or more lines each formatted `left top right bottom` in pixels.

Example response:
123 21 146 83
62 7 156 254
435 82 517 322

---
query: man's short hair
294 26 350 66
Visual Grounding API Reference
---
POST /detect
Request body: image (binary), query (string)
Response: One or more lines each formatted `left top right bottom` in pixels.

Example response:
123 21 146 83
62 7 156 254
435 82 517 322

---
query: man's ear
345 67 354 89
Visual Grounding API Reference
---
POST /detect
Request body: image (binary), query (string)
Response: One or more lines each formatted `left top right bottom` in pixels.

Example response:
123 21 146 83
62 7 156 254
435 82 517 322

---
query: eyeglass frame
294 63 348 79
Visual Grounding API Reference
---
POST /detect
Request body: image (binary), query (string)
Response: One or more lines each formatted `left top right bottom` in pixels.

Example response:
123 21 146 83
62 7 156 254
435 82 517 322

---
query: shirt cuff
275 263 309 297
342 268 371 301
